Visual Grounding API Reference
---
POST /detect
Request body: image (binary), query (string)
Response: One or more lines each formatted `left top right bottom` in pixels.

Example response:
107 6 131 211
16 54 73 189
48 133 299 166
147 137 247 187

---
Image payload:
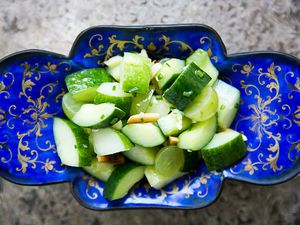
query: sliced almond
97 154 125 164
168 136 179 145
127 112 160 124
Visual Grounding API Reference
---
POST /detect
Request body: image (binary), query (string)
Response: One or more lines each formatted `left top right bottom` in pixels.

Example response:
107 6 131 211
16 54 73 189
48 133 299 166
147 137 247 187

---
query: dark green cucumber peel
62 119 92 166
103 162 144 201
202 134 247 171
163 63 211 110
65 68 112 101
181 151 201 172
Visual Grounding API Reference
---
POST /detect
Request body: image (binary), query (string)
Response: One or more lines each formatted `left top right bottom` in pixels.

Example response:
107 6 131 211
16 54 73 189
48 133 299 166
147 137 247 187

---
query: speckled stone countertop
0 0 299 225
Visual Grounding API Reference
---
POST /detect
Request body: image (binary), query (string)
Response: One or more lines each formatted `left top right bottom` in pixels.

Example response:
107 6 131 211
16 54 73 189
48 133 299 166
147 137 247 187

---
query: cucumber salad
53 48 247 201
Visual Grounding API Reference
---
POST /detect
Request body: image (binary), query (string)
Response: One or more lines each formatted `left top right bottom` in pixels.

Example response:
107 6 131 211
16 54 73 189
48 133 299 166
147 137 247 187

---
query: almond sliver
127 113 160 124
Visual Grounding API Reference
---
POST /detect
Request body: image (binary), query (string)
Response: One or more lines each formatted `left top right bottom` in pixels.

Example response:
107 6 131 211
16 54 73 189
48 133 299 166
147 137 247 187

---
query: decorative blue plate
0 24 299 210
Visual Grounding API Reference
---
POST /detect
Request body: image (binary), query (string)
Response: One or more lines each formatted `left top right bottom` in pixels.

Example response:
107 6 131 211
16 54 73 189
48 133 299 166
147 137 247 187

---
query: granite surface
0 0 299 224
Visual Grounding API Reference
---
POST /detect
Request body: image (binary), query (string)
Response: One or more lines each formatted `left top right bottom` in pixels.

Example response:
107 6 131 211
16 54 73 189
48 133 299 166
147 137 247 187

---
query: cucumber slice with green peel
145 166 186 190
178 115 217 151
72 103 125 128
83 158 116 182
111 120 123 130
121 52 151 94
181 151 201 172
122 123 166 147
157 110 192 136
123 145 159 165
186 49 219 86
184 86 218 122
154 146 185 177
202 129 247 170
130 89 154 115
94 82 133 114
155 58 185 91
104 55 123 68
145 96 171 117
62 92 83 119
65 68 112 102
91 128 133 156
103 163 145 200
163 63 211 111
213 79 241 128
53 117 92 167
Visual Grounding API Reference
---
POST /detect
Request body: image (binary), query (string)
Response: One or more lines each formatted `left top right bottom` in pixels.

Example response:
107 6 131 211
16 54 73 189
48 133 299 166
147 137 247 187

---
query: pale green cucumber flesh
65 68 112 102
91 128 133 156
72 103 125 128
145 166 185 189
178 115 217 151
103 163 145 200
157 110 184 136
184 86 218 122
104 55 123 68
62 92 83 119
123 145 159 165
214 79 241 128
122 123 166 147
145 96 171 117
53 117 92 167
202 130 247 170
83 159 116 182
130 89 154 115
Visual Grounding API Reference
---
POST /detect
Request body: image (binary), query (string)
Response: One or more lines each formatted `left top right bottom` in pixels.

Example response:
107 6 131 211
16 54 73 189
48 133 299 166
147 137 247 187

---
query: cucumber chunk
104 55 123 68
121 52 151 94
62 92 83 119
53 117 92 167
184 86 218 122
94 82 133 114
122 123 166 147
72 103 125 128
103 163 145 200
213 79 241 128
91 128 133 156
178 115 217 151
65 68 112 102
181 151 201 172
155 58 185 91
145 96 171 117
145 166 185 189
130 89 154 115
111 120 123 130
186 48 219 86
104 55 123 82
151 62 163 79
123 145 159 165
154 146 184 177
157 110 192 136
202 129 247 170
163 63 211 110
83 158 115 182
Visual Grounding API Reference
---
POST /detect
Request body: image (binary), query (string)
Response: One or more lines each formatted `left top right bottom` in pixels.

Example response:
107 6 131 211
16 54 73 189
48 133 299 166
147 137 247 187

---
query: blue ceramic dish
0 24 299 210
